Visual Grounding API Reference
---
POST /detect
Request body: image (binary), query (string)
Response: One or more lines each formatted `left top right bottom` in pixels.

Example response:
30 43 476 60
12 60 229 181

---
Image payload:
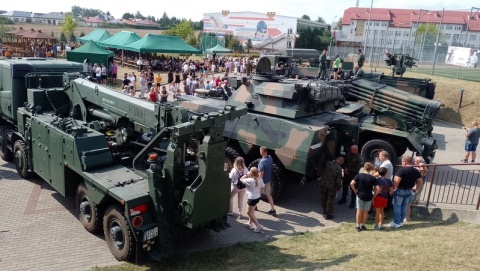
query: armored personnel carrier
178 56 441 201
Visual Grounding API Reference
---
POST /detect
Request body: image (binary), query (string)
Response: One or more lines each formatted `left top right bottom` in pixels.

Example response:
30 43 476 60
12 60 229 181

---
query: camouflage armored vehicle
178 55 441 201
0 57 246 261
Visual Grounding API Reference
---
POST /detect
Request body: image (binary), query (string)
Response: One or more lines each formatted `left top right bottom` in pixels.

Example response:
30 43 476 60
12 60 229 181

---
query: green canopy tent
67 40 114 68
96 31 141 49
97 31 141 66
78 29 112 43
123 34 201 54
205 44 232 54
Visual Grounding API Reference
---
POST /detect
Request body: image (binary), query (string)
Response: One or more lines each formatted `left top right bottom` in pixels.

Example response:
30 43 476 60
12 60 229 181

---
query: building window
287 41 292 48
396 31 401 37
445 34 451 39
351 29 353 34
287 28 293 35
395 40 400 45
446 26 452 30
460 35 465 40
453 34 459 40
382 22 387 26
440 26 444 30
380 30 386 35
455 26 462 30
374 22 379 26
470 35 477 41
351 21 354 25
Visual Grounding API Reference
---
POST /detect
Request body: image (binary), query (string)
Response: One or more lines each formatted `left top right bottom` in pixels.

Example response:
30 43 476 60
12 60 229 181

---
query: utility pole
463 7 480 47
411 9 429 60
363 0 373 53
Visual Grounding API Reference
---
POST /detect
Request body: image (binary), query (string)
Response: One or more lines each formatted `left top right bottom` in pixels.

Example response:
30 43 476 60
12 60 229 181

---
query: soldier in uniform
320 156 344 219
338 145 362 209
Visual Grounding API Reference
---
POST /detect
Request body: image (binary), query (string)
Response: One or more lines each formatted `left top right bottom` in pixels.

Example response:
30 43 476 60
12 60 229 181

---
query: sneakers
355 226 362 232
323 214 334 220
267 209 277 215
360 225 367 231
253 224 264 233
244 223 255 230
388 222 402 228
373 225 383 230
472 160 476 163
337 198 347 204
461 159 468 163
227 211 237 217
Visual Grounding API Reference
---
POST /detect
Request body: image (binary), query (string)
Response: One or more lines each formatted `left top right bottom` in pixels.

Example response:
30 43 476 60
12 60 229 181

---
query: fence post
459 88 465 109
425 164 438 207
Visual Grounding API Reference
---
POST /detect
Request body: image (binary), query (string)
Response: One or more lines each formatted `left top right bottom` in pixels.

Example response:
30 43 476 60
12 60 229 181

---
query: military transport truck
178 55 441 201
0 57 246 261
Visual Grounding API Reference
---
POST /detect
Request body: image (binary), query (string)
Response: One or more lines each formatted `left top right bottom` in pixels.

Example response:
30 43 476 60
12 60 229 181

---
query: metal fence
328 33 480 82
410 163 480 210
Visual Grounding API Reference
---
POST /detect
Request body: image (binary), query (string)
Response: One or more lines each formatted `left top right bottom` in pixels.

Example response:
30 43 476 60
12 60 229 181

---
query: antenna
356 0 359 7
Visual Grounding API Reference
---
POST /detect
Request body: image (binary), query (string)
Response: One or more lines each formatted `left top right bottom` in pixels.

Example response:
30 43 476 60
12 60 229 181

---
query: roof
123 34 201 54
21 30 57 40
67 41 114 68
68 41 114 56
205 44 232 54
78 29 112 43
82 17 104 23
38 12 65 19
342 7 480 31
97 31 141 49
135 19 159 26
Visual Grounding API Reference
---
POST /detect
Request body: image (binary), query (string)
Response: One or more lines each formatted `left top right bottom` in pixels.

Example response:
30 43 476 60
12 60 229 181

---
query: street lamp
292 33 299 59
332 16 337 30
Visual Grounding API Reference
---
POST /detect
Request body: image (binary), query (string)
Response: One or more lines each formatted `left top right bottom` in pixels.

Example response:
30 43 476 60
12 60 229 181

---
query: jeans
393 188 414 225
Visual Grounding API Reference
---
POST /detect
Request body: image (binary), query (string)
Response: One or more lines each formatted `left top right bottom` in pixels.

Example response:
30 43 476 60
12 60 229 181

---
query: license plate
143 227 158 241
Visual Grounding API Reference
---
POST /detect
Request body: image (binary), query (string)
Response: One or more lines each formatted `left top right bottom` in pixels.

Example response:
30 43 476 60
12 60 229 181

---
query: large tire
361 139 397 165
248 158 284 202
76 183 102 233
224 147 240 172
13 140 32 179
0 126 13 162
103 205 136 262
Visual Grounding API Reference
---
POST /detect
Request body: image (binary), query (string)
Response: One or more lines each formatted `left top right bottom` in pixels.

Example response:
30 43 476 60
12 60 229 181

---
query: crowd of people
321 144 428 231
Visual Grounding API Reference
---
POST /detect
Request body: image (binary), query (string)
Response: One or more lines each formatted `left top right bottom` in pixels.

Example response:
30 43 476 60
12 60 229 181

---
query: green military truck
0 57 246 261
178 55 441 201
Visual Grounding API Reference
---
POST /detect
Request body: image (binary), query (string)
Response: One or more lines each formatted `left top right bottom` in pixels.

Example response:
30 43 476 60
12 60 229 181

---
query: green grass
411 65 480 82
90 221 480 271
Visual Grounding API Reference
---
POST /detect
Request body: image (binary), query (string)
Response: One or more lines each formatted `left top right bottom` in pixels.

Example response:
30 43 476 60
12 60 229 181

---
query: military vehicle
385 52 417 77
0 57 246 261
178 55 441 201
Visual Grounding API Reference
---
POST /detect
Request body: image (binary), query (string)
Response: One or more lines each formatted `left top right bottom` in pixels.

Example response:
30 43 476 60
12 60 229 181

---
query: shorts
156 83 161 86
334 68 339 72
112 73 117 79
247 198 260 206
465 143 478 152
262 182 271 195
373 196 388 208
356 197 372 211
101 75 107 79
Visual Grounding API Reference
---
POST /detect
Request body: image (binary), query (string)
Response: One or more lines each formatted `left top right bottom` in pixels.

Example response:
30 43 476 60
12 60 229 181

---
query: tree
158 12 170 28
71 6 102 18
0 17 15 25
61 13 76 38
226 35 240 50
187 35 197 46
60 32 67 43
336 17 343 30
301 15 311 20
135 11 145 20
79 31 85 37
164 21 194 40
122 12 134 19
69 32 76 43
316 17 326 23
245 39 253 54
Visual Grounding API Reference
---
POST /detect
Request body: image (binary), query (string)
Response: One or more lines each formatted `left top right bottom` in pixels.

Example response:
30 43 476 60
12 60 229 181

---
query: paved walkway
0 116 473 271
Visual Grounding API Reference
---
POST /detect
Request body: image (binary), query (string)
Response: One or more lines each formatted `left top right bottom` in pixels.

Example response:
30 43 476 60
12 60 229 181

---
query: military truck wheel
76 183 102 233
361 139 397 165
104 205 136 261
13 140 32 179
224 147 240 172
248 159 284 202
0 126 13 162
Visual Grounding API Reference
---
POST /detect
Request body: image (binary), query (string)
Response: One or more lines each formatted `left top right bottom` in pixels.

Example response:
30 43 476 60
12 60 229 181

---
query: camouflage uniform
340 152 362 206
320 160 343 216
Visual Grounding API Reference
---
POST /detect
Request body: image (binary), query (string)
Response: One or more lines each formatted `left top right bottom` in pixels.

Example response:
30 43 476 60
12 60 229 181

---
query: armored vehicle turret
178 56 441 201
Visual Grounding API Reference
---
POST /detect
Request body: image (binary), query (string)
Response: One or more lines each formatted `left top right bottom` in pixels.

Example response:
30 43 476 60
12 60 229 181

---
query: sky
2 0 478 25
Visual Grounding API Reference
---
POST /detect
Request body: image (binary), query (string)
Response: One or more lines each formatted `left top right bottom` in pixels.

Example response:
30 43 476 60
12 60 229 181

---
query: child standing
239 167 265 233
373 167 393 230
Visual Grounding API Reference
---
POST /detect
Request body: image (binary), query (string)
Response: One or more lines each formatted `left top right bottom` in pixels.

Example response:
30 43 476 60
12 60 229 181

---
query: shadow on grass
437 106 463 126
106 234 358 271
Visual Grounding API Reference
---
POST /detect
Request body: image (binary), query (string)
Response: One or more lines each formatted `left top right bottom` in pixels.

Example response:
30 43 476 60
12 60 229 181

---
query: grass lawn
90 221 480 271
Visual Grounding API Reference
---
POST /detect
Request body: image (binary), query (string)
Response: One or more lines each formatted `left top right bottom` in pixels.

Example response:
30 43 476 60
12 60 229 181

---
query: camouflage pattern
320 160 343 215
342 78 441 163
177 55 441 200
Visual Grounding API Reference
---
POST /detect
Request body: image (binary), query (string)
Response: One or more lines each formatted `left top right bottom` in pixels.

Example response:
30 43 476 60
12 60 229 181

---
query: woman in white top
228 157 249 218
239 167 265 233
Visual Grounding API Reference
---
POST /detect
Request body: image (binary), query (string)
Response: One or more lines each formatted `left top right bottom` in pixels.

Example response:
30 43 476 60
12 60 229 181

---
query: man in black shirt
122 74 131 90
389 156 422 228
350 162 379 231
